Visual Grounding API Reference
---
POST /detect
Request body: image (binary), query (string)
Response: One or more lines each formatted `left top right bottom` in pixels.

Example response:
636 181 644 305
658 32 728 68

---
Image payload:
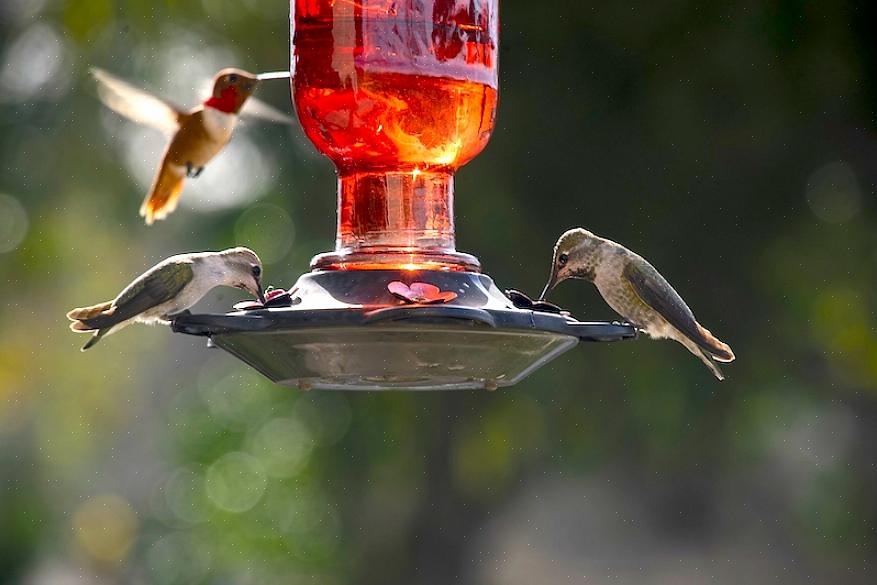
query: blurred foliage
1 1 876 584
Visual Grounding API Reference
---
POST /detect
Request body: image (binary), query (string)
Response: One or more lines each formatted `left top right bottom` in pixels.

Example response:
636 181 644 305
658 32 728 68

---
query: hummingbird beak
257 71 291 81
255 278 266 304
539 273 558 301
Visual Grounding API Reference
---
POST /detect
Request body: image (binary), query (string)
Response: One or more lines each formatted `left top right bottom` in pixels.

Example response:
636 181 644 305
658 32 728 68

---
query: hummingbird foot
185 163 205 178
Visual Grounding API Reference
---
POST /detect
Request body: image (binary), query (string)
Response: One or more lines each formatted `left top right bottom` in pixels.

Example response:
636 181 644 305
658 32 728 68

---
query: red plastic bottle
291 0 499 271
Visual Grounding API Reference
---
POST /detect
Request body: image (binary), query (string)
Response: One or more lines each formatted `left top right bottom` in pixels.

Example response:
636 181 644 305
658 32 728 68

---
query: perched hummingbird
541 228 735 380
92 67 290 225
67 247 265 351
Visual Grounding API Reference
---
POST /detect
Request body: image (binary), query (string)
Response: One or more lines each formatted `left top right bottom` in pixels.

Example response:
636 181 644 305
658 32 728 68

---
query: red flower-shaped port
388 281 458 304
233 287 295 311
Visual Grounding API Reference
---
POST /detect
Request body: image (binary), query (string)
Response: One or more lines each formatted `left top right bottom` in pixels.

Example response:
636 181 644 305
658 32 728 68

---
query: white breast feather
202 107 238 141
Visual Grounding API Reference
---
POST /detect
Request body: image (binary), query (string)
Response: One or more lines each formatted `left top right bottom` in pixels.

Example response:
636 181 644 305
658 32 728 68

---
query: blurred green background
1 1 876 584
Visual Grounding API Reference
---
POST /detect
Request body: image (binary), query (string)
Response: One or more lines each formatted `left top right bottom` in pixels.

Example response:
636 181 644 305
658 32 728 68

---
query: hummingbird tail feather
697 348 726 381
67 302 126 332
141 163 185 225
695 323 735 362
78 321 129 350
81 329 108 351
67 301 114 324
677 336 726 381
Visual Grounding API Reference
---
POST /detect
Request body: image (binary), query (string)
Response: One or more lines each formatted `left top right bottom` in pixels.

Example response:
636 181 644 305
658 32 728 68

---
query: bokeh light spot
806 161 861 224
0 194 28 253
234 203 295 265
164 467 211 524
250 417 314 478
72 495 139 564
147 532 211 585
0 23 69 102
198 368 273 431
206 451 267 513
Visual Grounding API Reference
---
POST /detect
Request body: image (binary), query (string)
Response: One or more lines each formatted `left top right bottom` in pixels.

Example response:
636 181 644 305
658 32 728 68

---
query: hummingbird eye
229 74 238 83
558 253 569 266
251 265 261 277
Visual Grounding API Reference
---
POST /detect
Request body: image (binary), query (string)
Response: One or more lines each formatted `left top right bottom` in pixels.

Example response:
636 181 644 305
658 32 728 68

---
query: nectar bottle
291 0 499 271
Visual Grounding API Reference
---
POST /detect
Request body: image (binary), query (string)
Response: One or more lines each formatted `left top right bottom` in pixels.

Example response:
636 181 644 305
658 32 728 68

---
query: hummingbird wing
81 260 195 329
239 97 294 125
91 68 185 134
623 259 733 361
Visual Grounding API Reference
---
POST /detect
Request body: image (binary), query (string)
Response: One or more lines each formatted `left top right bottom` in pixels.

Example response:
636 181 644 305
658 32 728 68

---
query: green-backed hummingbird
67 247 264 350
541 228 735 380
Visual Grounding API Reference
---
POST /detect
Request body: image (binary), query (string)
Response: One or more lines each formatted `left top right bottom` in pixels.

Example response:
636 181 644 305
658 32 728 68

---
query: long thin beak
256 279 266 304
539 274 557 301
257 71 291 81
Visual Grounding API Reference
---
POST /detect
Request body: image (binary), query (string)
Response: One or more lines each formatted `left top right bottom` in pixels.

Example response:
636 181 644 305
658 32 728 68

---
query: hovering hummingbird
67 247 265 351
541 228 735 380
91 67 291 225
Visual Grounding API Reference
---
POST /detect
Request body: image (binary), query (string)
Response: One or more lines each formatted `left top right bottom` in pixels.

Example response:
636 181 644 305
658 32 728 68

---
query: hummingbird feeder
173 0 635 390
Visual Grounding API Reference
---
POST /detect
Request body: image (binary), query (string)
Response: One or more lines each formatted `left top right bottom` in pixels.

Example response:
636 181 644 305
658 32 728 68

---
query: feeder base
172 270 635 391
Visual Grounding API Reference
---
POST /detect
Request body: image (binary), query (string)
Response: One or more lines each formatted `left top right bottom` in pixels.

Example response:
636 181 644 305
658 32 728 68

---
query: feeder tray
173 270 635 391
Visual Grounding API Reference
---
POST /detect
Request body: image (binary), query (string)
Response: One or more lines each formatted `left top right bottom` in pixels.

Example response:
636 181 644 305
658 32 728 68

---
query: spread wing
91 68 185 134
240 97 294 125
623 259 704 344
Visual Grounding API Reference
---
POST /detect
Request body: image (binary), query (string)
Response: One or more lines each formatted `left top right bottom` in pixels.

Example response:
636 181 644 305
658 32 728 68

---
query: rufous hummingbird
92 68 290 225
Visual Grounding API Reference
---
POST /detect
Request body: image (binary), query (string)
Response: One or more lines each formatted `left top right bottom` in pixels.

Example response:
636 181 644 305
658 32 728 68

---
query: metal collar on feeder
173 0 636 390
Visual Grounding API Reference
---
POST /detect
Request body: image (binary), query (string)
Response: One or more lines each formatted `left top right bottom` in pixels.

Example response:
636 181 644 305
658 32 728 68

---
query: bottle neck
310 169 479 271
338 169 454 249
